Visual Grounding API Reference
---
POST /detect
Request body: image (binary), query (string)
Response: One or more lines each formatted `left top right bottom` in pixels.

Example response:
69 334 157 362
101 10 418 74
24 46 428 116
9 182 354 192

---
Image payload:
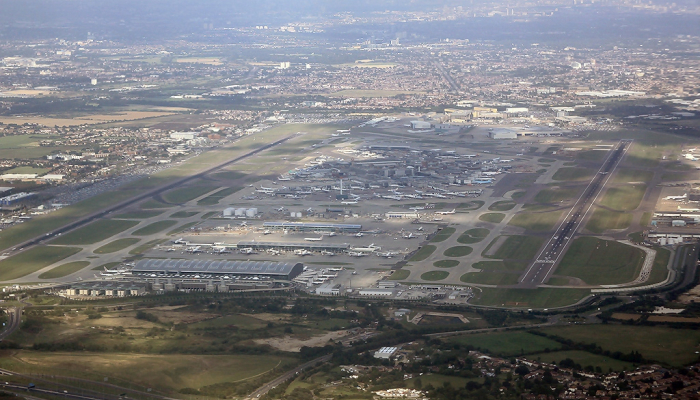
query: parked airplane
187 246 203 253
304 236 323 241
239 247 256 254
320 250 336 256
351 243 381 253
294 249 313 256
347 251 366 257
341 201 358 205
435 209 456 215
354 232 364 237
664 194 688 201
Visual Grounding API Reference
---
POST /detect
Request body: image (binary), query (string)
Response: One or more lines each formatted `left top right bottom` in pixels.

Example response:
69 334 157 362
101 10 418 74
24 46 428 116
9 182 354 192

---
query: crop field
456 228 490 244
599 184 646 211
51 219 140 245
534 187 581 203
556 237 644 285
539 325 700 367
461 271 519 285
409 245 436 261
434 260 459 268
430 227 456 243
421 271 449 281
552 167 595 181
479 213 505 223
471 287 591 308
0 246 81 281
491 235 545 261
586 209 633 233
114 210 165 219
488 201 516 211
443 246 473 257
449 331 562 357
509 210 563 232
38 261 90 279
132 220 178 236
162 185 218 204
93 238 141 254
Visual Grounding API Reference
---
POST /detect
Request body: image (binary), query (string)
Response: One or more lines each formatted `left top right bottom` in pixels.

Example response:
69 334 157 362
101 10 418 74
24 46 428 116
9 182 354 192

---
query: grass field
421 271 449 281
197 187 242 206
38 261 90 279
114 210 165 219
0 246 81 281
543 350 635 371
471 287 591 308
576 150 607 162
162 186 218 204
93 238 141 254
556 237 644 285
129 239 166 255
449 331 561 356
430 227 456 243
612 169 654 183
0 352 296 393
443 246 473 257
139 199 172 209
460 271 519 285
458 200 485 210
586 209 633 233
472 260 527 272
406 374 476 390
169 211 199 218
457 228 489 244
599 184 646 211
4 166 51 175
132 220 178 236
539 325 700 367
409 245 436 262
489 201 516 211
434 260 459 268
93 262 120 271
51 220 139 245
509 210 563 232
387 269 410 280
552 167 595 181
479 213 505 224
167 222 200 236
534 187 581 204
492 235 545 260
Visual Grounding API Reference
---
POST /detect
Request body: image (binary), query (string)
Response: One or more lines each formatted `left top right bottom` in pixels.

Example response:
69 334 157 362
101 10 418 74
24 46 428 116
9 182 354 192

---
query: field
479 213 505 223
3 166 51 175
458 200 485 210
488 201 516 211
114 210 165 219
409 245 436 262
129 239 166 255
0 111 175 127
491 235 544 261
406 374 476 390
430 227 456 243
472 260 527 272
543 350 635 372
509 210 563 232
176 57 223 65
170 211 200 218
38 261 90 279
0 352 295 394
387 269 410 280
434 260 459 268
612 169 654 183
139 199 173 209
421 271 449 281
449 331 561 357
162 186 218 204
197 187 242 206
471 287 591 308
460 271 519 285
552 167 595 181
443 246 473 257
534 187 581 204
586 209 633 233
556 238 644 285
0 246 81 281
93 238 141 254
599 184 646 211
539 325 700 367
132 220 178 236
167 222 200 235
457 228 490 244
51 219 140 245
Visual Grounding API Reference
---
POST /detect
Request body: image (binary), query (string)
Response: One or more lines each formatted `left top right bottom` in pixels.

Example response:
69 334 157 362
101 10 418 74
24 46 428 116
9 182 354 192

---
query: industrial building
262 222 362 233
488 129 518 140
373 347 398 359
0 192 36 206
62 281 149 297
132 259 304 281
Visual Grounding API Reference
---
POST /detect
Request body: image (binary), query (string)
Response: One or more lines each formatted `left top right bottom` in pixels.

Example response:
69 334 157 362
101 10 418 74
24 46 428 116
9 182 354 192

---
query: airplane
263 230 272 235
376 251 398 258
294 249 313 256
166 248 175 252
435 209 456 215
212 247 231 254
347 251 366 257
172 238 187 244
276 207 286 212
239 221 248 227
320 250 336 256
306 208 315 213
239 247 256 254
187 246 203 253
304 236 323 241
328 232 337 237
664 194 687 201
256 188 276 194
355 232 364 237
103 266 129 274
266 249 281 255
351 243 381 253
417 226 424 231
409 206 425 211
402 232 417 239
341 201 358 205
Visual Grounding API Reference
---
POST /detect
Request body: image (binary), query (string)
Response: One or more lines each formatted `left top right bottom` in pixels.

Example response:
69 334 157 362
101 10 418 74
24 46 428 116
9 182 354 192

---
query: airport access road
0 306 21 341
244 354 332 400
518 140 632 288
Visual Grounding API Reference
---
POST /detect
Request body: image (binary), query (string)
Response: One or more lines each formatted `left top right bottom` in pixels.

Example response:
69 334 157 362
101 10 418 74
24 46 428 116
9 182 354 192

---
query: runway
518 140 632 287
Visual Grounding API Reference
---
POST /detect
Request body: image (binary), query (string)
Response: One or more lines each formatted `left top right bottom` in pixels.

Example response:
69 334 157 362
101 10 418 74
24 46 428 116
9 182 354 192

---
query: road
0 306 21 340
244 354 332 400
519 140 632 287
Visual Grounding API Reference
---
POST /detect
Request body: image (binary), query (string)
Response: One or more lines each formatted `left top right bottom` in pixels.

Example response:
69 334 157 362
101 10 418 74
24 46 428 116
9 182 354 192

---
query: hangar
132 259 304 280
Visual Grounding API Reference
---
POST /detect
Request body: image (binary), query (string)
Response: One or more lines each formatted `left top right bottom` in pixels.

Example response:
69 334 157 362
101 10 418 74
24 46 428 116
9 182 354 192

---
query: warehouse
262 222 362 233
132 259 304 280
488 129 518 140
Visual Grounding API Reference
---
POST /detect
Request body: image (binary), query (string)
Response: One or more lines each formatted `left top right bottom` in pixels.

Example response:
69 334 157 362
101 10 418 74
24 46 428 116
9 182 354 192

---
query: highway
244 354 332 400
0 307 21 340
519 140 632 287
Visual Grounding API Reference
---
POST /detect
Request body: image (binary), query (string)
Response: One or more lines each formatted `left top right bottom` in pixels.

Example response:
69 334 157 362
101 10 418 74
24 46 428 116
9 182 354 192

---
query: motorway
0 306 21 340
244 354 332 400
519 140 632 287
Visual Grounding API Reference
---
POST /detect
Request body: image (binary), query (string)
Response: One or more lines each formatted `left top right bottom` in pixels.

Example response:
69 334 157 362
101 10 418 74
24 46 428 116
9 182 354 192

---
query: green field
552 167 595 181
38 261 90 279
167 222 200 235
534 187 581 203
430 227 456 243
197 187 242 205
599 184 646 211
576 150 607 162
434 260 459 268
471 287 591 308
509 210 563 232
129 239 166 255
539 325 700 367
472 260 527 272
443 246 473 257
460 271 519 285
543 350 635 371
0 246 82 281
457 228 489 244
406 374 476 390
93 238 141 254
163 185 218 204
132 220 178 236
113 210 165 219
421 271 449 281
488 201 516 211
458 200 485 210
492 235 545 260
387 269 410 280
586 209 633 233
479 213 505 223
4 166 51 175
449 331 562 356
93 262 121 271
51 219 139 245
612 169 654 183
409 245 436 261
140 199 172 209
556 237 644 285
170 211 200 218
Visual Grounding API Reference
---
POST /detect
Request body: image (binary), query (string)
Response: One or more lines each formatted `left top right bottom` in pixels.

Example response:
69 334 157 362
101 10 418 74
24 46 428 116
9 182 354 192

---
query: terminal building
262 222 362 233
132 259 304 281
236 241 350 253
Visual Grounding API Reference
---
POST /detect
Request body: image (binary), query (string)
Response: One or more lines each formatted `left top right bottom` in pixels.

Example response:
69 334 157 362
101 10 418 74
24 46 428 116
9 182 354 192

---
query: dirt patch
254 330 350 352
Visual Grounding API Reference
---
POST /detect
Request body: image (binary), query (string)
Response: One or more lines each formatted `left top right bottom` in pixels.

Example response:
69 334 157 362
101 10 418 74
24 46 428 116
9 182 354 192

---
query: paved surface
0 306 21 340
244 354 332 400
